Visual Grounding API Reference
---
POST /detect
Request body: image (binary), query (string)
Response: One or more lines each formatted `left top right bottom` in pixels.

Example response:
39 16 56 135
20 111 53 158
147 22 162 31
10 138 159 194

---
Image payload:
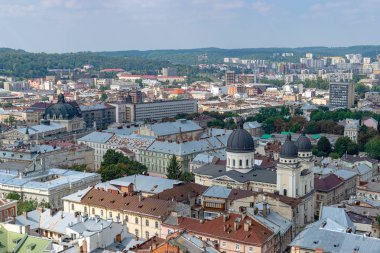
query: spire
237 117 244 129
286 134 292 141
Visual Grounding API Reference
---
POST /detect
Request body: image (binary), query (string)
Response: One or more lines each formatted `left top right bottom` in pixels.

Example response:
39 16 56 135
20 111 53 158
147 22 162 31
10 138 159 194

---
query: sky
0 0 379 52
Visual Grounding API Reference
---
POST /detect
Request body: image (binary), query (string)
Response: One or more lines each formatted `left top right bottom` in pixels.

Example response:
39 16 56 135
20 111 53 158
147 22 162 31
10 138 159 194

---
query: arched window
283 189 287 196
239 160 242 166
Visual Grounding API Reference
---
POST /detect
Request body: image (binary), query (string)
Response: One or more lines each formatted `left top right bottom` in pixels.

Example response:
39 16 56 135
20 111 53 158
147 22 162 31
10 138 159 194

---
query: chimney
263 203 268 218
139 195 143 202
223 214 229 222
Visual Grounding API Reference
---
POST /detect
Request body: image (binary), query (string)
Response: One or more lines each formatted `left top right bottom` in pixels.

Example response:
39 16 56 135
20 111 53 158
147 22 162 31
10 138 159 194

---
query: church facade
193 122 315 229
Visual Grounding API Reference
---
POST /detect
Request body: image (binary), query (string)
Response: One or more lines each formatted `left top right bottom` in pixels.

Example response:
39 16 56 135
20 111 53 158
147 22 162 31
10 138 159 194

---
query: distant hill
0 48 173 78
97 45 380 64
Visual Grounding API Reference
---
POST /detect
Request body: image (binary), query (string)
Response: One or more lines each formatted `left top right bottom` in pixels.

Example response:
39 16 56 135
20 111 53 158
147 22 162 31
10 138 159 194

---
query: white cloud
252 0 271 14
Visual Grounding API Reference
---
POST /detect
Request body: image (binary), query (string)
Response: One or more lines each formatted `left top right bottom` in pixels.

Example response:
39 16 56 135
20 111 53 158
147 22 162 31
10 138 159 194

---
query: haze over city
0 0 380 52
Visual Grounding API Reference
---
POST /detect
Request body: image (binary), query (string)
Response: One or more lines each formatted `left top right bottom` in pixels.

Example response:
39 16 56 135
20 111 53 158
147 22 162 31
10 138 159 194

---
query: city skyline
0 0 380 53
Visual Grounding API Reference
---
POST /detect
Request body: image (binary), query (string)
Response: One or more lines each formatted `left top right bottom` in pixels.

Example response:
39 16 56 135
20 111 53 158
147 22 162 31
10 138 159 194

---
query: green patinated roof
311 134 321 139
0 225 51 253
261 134 272 139
281 131 294 135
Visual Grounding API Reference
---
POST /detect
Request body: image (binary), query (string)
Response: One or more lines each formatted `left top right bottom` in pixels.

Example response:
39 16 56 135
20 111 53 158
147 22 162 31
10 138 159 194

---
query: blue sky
0 0 379 52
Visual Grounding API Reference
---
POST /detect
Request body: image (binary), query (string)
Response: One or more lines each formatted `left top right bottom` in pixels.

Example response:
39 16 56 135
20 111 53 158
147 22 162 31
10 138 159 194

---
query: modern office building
329 82 355 108
125 99 198 122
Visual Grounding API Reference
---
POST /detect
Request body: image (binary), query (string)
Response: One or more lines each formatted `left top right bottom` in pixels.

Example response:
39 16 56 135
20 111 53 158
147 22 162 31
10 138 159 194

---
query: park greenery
98 149 148 181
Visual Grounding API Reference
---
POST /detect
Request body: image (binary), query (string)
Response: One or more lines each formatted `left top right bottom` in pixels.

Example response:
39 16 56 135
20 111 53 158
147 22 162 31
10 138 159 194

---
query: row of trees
6 192 50 215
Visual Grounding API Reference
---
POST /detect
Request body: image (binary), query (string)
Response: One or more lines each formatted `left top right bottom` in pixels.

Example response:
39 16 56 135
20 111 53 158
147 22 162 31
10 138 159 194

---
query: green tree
358 126 378 151
181 172 195 182
100 93 108 101
17 200 38 215
329 152 340 159
334 137 359 157
166 155 182 180
317 136 332 155
98 164 127 182
365 137 380 159
101 150 129 166
6 192 21 200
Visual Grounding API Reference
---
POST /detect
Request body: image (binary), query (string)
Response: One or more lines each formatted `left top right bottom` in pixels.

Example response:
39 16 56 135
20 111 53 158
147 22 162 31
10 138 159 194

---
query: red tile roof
81 188 174 219
166 213 273 246
314 174 344 192
153 183 207 202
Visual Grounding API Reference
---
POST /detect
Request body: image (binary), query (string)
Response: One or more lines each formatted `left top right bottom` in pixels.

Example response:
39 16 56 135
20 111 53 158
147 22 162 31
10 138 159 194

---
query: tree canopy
166 155 183 180
98 150 147 181
334 137 359 157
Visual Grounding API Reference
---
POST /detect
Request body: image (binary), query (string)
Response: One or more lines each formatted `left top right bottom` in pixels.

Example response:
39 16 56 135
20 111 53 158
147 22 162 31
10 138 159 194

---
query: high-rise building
329 82 355 108
225 71 235 85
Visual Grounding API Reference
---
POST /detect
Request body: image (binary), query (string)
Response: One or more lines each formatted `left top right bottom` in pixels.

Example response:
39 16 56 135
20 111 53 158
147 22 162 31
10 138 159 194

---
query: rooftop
165 213 274 246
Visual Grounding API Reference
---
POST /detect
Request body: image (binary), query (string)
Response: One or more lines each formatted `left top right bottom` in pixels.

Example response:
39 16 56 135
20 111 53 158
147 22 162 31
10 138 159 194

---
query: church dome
226 120 255 153
44 94 81 120
296 133 312 152
280 134 298 158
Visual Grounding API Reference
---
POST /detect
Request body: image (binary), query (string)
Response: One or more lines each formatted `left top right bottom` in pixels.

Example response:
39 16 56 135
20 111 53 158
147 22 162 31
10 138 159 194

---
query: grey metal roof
145 119 202 136
78 131 114 143
290 224 380 253
202 185 232 198
321 206 355 231
110 175 182 194
193 164 277 184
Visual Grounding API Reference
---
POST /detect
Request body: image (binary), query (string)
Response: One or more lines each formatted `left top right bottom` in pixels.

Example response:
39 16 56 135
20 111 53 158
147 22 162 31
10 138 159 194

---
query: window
135 229 139 237
145 231 149 239
221 241 226 248
235 243 240 251
84 207 87 213
92 208 95 215
246 159 249 166
100 210 104 216
71 204 75 210
233 160 235 166
239 160 242 166
248 246 254 253
305 185 307 194
135 217 139 224
109 212 112 218
283 189 287 196
155 221 159 229
146 219 149 226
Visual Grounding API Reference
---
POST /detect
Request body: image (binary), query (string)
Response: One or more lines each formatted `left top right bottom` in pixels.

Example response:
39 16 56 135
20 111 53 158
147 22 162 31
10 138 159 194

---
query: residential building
135 232 220 253
125 90 144 104
0 224 54 253
0 163 100 208
80 103 116 130
0 142 95 171
125 99 198 123
109 103 127 123
362 117 378 131
357 179 380 201
225 71 235 85
314 174 345 217
0 198 17 222
344 119 360 143
341 154 379 177
289 216 380 253
15 209 133 253
329 82 355 108
161 213 276 253
137 119 203 141
63 187 176 240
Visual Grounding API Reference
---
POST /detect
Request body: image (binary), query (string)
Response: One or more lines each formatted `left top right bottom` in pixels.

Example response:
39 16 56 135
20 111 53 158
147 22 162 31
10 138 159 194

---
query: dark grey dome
280 134 298 158
296 133 312 152
226 120 255 153
44 94 81 120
